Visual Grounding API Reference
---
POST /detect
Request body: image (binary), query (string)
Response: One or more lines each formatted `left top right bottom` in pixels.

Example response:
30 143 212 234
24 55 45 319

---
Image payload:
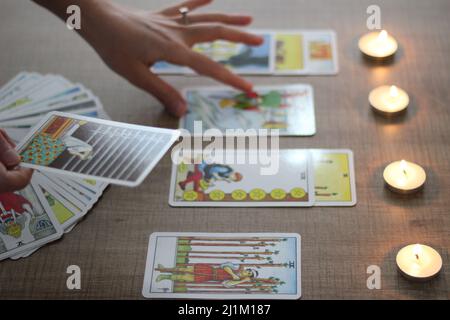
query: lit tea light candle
396 244 442 281
383 160 426 194
369 85 409 116
358 30 398 58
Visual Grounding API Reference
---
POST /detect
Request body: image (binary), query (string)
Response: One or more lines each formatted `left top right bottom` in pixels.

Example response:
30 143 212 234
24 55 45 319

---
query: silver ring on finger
179 6 189 25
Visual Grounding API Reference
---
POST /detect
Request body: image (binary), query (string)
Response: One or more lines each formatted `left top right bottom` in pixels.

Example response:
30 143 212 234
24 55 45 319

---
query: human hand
0 129 33 193
80 0 263 116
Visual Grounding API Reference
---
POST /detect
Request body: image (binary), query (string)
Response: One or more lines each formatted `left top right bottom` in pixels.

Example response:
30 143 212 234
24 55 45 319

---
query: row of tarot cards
13 109 356 206
153 29 339 75
0 72 111 261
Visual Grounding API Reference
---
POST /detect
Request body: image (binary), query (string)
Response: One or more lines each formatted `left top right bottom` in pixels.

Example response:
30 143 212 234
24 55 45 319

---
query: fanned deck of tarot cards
0 72 109 260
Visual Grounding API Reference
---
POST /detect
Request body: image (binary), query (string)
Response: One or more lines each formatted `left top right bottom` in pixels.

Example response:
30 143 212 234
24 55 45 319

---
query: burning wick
400 160 408 177
413 244 421 261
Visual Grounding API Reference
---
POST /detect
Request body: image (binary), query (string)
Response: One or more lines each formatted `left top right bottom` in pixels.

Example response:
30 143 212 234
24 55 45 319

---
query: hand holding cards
16 112 180 187
2 112 179 261
0 73 180 261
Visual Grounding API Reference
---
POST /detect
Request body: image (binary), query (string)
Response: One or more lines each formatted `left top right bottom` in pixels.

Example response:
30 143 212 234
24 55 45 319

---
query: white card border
15 111 181 187
168 149 315 207
142 232 301 300
179 84 316 137
0 177 63 261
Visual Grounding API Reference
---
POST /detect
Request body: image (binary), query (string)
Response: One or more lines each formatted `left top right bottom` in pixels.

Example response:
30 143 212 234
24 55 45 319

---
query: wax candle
396 244 443 281
383 160 426 194
369 85 409 116
358 30 398 58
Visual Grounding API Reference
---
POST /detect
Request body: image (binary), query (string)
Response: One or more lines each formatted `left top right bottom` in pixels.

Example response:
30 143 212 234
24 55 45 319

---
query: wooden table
0 0 448 299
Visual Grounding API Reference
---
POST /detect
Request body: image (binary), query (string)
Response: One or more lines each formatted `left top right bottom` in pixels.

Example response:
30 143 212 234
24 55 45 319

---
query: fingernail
244 82 253 92
3 149 20 166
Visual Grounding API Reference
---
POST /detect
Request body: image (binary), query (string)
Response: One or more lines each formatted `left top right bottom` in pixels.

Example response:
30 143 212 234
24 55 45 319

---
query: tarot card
311 149 356 206
71 177 108 193
47 175 98 207
169 149 314 207
35 173 88 211
152 31 273 75
142 232 301 299
193 32 273 74
0 178 63 261
36 178 84 217
0 84 91 120
0 99 102 128
0 75 72 115
9 179 84 260
181 84 315 136
0 72 37 100
0 73 44 105
274 30 338 75
16 112 180 186
303 30 338 75
34 179 84 230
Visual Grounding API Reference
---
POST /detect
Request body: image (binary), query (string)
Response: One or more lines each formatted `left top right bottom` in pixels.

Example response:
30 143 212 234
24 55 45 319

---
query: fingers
179 13 252 26
0 164 33 193
186 25 263 46
0 129 16 147
160 0 212 16
170 49 253 92
128 63 187 117
0 130 21 168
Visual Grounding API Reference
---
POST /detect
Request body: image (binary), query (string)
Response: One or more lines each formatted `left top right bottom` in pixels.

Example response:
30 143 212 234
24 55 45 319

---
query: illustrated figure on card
155 262 258 288
20 116 93 166
193 33 272 73
182 85 316 136
170 150 314 206
178 161 243 193
218 90 310 129
17 112 180 186
0 192 34 244
144 234 300 298
309 41 332 60
0 185 58 254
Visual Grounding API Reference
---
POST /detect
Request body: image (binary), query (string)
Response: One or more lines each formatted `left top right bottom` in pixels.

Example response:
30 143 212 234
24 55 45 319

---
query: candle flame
390 85 399 98
413 244 422 260
400 160 408 176
378 30 388 42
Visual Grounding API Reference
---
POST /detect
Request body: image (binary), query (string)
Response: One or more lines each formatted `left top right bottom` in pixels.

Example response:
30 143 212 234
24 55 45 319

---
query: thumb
129 64 187 117
0 163 33 193
0 131 21 168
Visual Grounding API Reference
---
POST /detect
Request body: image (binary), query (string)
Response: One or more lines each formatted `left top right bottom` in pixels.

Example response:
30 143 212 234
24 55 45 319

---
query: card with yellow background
311 149 356 206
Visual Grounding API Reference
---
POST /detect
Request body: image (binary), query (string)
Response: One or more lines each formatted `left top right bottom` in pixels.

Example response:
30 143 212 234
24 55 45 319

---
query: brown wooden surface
0 0 449 299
